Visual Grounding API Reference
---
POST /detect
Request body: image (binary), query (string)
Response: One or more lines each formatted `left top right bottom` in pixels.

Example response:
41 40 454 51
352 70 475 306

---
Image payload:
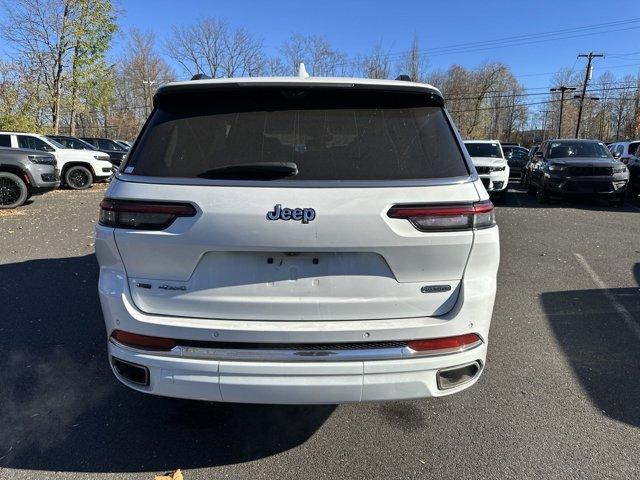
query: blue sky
111 0 640 91
1 0 639 91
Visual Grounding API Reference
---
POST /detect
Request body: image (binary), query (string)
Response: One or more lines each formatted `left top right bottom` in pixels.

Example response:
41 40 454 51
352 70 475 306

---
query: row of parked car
462 138 637 206
0 132 132 209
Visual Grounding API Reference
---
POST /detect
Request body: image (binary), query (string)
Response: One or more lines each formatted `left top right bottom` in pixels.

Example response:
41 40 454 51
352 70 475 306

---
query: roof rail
395 74 412 82
191 73 211 81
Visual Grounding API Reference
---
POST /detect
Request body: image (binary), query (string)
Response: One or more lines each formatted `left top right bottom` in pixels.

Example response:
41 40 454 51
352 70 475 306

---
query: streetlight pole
550 86 576 138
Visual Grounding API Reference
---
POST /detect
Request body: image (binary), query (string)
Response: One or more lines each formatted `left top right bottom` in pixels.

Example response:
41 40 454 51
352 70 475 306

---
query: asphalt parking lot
1 183 639 480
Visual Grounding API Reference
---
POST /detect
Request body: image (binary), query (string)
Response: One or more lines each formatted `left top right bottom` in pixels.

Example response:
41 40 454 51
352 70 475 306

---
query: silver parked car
0 146 60 208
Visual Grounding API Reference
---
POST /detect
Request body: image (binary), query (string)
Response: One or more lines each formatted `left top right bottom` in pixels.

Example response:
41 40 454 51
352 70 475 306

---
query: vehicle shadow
540 264 640 427
501 182 640 212
0 255 335 473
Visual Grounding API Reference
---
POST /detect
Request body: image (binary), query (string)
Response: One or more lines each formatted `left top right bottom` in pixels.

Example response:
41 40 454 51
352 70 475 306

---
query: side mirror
534 151 543 159
612 150 621 159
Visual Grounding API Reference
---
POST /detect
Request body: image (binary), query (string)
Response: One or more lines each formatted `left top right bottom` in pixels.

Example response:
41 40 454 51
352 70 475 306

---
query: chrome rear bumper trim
109 339 482 362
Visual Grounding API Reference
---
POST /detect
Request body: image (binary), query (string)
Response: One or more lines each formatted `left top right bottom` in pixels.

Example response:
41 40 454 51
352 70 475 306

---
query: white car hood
470 157 508 167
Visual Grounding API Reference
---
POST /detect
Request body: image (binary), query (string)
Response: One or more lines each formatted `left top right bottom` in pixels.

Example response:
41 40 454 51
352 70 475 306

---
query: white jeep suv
96 75 500 404
0 132 113 189
464 140 510 201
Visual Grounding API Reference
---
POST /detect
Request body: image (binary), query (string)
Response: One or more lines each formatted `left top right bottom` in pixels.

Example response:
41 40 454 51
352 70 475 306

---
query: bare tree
221 27 265 77
395 35 427 82
547 69 581 138
166 17 265 78
359 42 391 79
281 34 346 76
264 57 289 76
611 75 637 141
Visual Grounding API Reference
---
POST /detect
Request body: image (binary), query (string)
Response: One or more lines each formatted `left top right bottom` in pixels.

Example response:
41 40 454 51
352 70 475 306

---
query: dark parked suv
503 145 529 177
80 137 127 166
524 139 629 205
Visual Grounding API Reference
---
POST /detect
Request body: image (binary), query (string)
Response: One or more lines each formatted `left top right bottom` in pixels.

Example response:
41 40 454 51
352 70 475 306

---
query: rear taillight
387 201 495 231
407 333 482 353
99 199 196 229
111 330 177 351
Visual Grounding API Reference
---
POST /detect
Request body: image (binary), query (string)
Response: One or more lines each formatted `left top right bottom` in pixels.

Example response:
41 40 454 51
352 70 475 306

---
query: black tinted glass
126 88 468 181
548 141 611 159
18 135 49 151
464 142 502 158
0 134 10 147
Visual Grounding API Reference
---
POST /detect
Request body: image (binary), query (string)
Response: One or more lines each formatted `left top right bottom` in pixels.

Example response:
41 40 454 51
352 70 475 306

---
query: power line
449 98 562 114
334 18 640 68
448 86 638 112
445 84 638 101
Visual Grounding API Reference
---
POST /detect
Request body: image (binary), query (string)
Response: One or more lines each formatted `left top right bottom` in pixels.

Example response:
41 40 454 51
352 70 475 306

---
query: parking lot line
573 252 640 341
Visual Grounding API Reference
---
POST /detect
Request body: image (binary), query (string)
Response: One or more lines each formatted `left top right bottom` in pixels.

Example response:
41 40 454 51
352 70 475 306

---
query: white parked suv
96 75 500 404
0 132 113 189
464 140 510 201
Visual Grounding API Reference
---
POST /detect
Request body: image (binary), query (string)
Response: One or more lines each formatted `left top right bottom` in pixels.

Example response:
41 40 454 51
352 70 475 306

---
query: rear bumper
96 224 499 403
108 340 486 403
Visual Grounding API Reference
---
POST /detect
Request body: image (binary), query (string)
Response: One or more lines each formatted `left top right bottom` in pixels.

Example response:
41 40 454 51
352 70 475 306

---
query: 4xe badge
267 204 316 224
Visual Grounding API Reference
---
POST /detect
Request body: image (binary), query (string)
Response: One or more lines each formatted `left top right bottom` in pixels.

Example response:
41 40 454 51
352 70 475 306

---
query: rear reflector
111 330 177 351
99 199 196 230
387 201 495 231
407 333 482 353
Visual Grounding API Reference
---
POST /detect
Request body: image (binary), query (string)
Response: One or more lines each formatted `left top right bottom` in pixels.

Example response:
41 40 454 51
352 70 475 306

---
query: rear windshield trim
128 88 464 181
114 172 478 188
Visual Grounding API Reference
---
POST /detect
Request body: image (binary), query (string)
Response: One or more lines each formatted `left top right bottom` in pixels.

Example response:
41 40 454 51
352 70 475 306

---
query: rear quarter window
125 88 469 182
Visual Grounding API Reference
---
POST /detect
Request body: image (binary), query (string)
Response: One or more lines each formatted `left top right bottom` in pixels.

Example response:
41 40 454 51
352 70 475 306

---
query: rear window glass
464 142 502 158
125 88 468 181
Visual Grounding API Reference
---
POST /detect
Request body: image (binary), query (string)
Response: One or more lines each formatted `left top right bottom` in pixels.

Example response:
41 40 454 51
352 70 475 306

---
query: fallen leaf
155 469 183 480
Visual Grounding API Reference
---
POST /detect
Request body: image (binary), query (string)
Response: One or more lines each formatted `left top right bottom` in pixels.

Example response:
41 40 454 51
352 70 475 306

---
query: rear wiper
198 162 298 180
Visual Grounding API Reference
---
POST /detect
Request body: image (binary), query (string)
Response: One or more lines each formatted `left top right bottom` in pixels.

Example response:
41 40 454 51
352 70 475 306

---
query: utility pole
550 86 576 137
575 52 604 138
